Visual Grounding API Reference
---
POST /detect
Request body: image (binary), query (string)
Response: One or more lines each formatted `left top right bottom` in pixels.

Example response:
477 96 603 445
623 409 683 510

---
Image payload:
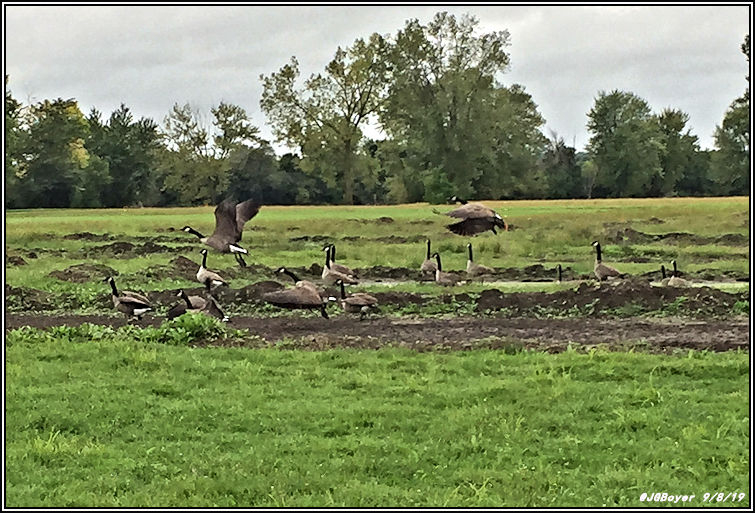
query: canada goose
591 241 623 282
321 246 358 285
432 252 460 286
335 279 379 320
197 249 229 291
104 276 152 321
668 260 691 287
659 265 671 286
437 196 508 236
557 264 562 282
326 244 357 277
263 267 331 318
420 239 438 273
466 243 494 277
167 290 229 322
182 198 261 267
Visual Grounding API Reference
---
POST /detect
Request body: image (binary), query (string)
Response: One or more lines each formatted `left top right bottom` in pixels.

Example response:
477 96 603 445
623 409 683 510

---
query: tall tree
543 131 583 199
19 98 106 208
5 76 26 208
586 90 663 197
652 108 701 196
260 33 392 204
710 34 750 195
381 12 516 202
87 104 159 207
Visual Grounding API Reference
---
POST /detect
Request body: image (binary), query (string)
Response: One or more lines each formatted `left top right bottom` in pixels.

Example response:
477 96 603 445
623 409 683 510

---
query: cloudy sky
4 4 750 154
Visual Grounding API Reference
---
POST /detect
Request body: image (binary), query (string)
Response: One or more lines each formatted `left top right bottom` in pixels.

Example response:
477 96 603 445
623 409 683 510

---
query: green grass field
5 197 751 305
4 197 751 507
5 325 750 507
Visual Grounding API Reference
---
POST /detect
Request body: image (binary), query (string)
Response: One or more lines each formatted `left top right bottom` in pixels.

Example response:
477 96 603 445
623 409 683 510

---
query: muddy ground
4 313 749 354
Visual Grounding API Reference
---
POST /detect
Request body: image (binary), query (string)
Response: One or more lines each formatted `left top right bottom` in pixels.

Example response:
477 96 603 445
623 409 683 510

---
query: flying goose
420 239 438 273
668 260 691 287
432 252 460 286
591 241 624 282
197 249 229 291
335 279 379 320
167 290 229 322
466 243 494 277
263 267 331 318
437 196 508 236
182 198 261 267
104 276 152 321
321 246 358 285
326 244 357 277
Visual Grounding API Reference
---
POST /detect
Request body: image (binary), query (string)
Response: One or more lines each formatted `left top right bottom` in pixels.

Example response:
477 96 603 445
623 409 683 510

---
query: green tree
5 76 26 208
19 98 102 208
260 33 391 204
543 131 583 199
381 12 518 202
710 34 749 195
586 90 663 197
652 108 702 196
87 104 159 207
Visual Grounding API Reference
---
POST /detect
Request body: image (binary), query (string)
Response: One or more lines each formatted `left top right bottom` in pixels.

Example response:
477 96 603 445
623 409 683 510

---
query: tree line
4 13 749 209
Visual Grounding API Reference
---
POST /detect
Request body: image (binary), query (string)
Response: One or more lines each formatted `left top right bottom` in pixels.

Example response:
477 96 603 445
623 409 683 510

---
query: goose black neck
595 243 602 263
434 254 442 272
661 266 667 279
672 261 678 276
426 240 431 259
330 245 337 262
339 280 347 299
180 290 192 307
201 251 208 268
283 269 300 283
467 244 473 261
557 265 562 281
324 248 331 269
186 227 204 238
109 278 119 296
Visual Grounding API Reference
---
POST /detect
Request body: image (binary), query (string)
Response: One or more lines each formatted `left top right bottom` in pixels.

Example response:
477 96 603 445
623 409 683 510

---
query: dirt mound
360 266 426 281
289 235 331 243
476 279 746 317
603 225 749 247
7 255 26 266
5 314 748 354
63 232 114 241
48 263 118 283
5 285 61 311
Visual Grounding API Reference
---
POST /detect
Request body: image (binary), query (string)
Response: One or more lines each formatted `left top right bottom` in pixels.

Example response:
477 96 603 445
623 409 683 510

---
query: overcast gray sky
4 4 751 154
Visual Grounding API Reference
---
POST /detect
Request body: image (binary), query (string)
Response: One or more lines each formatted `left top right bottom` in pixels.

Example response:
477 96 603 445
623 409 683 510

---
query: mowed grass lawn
5 332 750 508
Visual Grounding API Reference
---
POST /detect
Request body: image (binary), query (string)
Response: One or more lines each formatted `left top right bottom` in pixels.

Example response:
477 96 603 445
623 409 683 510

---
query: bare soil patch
4 313 748 354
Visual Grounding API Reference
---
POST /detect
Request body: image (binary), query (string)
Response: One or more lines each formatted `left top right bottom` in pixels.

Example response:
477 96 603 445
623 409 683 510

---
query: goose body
440 196 507 236
432 252 460 286
197 249 229 290
321 246 358 285
336 279 378 320
420 239 438 273
592 241 622 281
667 260 690 287
327 244 357 277
263 267 331 318
466 243 494 277
105 276 152 320
168 290 229 322
182 198 261 267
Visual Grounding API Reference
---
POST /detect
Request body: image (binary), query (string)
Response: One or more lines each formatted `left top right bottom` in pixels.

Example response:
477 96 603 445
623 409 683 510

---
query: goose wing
446 203 494 219
234 199 261 239
345 293 378 306
447 218 496 236
122 291 151 305
263 287 323 307
211 199 240 241
117 295 152 308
